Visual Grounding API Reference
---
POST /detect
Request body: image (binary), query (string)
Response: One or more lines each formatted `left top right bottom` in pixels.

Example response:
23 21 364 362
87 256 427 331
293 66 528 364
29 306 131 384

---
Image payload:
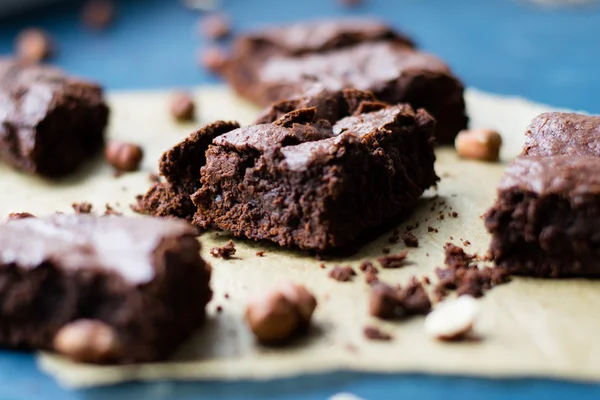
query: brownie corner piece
0 214 212 363
485 155 600 277
192 103 437 251
0 59 109 177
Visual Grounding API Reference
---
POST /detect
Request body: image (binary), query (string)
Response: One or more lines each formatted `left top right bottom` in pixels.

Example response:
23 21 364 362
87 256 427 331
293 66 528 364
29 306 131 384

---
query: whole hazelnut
279 282 317 326
105 141 143 172
170 91 196 122
245 291 300 344
455 129 503 162
53 319 122 363
15 29 53 64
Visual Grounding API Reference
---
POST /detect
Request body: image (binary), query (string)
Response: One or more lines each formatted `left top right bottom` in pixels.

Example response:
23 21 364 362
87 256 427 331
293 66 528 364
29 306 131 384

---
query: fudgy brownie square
192 102 438 251
522 112 600 157
218 19 468 144
0 214 212 363
485 155 600 277
0 59 109 177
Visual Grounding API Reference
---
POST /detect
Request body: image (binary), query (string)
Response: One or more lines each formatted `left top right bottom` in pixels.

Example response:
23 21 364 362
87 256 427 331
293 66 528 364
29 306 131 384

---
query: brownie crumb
210 240 236 259
463 240 471 247
387 233 400 244
4 212 35 222
148 173 160 184
363 326 393 341
427 226 436 233
444 243 474 269
319 263 326 269
224 293 230 299
365 270 380 285
104 204 122 216
201 13 231 40
369 279 431 320
255 251 265 257
382 247 391 254
402 232 419 248
328 265 356 282
216 305 223 313
451 211 459 218
82 0 115 31
423 276 431 285
378 250 408 269
72 202 93 214
359 261 375 272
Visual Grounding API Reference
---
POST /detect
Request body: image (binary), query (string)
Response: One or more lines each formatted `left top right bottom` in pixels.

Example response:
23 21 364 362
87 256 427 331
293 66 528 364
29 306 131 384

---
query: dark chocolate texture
219 19 467 144
485 155 600 277
0 59 108 177
0 214 212 363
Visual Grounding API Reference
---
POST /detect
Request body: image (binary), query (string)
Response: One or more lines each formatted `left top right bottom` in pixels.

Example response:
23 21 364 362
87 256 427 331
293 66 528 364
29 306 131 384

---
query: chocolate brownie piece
0 214 212 363
485 155 600 277
0 59 108 177
136 121 239 220
522 112 600 157
192 102 437 251
219 19 467 144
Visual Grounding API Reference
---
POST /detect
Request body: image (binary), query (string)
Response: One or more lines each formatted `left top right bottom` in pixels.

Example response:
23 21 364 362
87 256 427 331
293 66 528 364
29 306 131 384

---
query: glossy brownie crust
219 19 467 144
0 214 212 363
192 102 438 251
485 156 600 277
0 59 109 177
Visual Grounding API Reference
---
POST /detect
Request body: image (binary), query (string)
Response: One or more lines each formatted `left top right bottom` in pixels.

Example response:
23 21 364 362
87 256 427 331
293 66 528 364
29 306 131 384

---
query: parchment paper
2 87 596 388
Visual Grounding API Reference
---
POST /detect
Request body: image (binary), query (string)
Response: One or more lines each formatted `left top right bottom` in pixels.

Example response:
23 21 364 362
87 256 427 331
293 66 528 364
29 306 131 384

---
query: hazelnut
81 0 115 30
200 47 228 73
245 291 300 344
200 14 231 40
53 319 122 363
170 91 196 122
4 212 35 222
278 282 317 325
455 129 502 162
105 141 143 172
15 29 53 64
424 295 479 341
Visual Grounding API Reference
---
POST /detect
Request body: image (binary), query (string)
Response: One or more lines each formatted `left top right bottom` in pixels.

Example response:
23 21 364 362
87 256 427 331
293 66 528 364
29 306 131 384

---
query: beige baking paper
1 87 595 388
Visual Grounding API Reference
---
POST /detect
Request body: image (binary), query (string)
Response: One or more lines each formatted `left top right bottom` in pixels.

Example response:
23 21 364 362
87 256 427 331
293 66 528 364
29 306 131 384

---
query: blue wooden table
1 1 600 398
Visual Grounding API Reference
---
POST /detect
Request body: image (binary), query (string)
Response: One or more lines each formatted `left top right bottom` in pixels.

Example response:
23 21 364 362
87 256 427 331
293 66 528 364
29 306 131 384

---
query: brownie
0 214 212 363
0 59 109 177
485 155 600 277
136 121 240 220
192 102 438 251
219 19 467 144
522 112 600 157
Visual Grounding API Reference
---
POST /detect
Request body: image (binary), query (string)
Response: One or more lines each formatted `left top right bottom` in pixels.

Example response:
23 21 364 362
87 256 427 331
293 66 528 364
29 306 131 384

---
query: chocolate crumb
4 212 35 222
382 247 390 254
378 250 408 269
423 276 431 285
104 204 122 216
402 232 419 248
363 326 392 341
387 234 400 244
444 243 474 269
255 250 265 257
210 240 236 259
72 202 93 214
319 263 326 269
451 211 459 218
365 270 380 285
427 226 435 232
369 279 431 320
328 265 356 282
463 240 471 246
224 293 230 299
216 305 223 313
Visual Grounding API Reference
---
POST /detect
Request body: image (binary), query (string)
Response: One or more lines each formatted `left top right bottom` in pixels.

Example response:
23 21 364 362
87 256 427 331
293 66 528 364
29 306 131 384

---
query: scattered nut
81 0 115 30
209 240 236 259
53 319 122 363
424 295 479 341
245 291 300 344
105 141 144 172
169 91 196 122
245 282 317 344
455 129 502 162
200 46 228 73
279 282 317 326
4 212 35 222
201 13 230 39
15 29 53 64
